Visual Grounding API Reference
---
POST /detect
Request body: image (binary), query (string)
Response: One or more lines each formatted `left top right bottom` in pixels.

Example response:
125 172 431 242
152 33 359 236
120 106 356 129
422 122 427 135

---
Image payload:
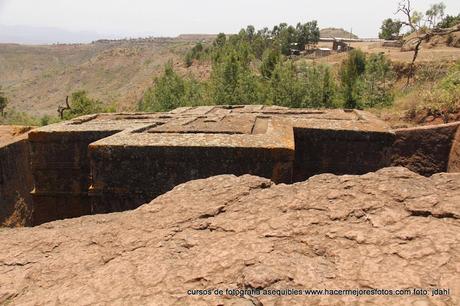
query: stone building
1 105 459 226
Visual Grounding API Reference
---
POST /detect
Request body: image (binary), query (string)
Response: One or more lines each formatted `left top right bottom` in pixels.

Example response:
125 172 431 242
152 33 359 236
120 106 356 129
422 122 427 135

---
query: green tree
437 14 460 28
251 34 270 59
411 11 424 30
184 78 206 107
359 53 395 108
213 33 227 48
140 63 185 111
271 23 288 37
299 64 337 108
426 2 446 28
210 50 262 105
245 25 256 41
295 21 320 50
277 25 298 56
269 61 304 108
0 87 7 117
261 48 281 80
64 91 106 119
139 63 203 111
185 42 205 67
320 66 336 107
379 18 402 40
339 49 366 109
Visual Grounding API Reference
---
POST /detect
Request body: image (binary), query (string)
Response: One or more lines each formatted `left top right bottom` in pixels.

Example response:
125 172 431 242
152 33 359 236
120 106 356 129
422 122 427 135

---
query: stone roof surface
30 106 392 148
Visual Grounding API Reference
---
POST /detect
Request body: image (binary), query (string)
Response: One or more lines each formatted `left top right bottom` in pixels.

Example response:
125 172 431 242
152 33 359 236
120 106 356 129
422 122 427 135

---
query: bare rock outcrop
0 167 459 305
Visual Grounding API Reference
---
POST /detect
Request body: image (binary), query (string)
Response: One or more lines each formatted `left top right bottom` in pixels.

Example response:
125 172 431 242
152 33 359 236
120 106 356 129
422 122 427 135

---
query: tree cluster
339 50 395 109
185 21 320 66
140 46 395 112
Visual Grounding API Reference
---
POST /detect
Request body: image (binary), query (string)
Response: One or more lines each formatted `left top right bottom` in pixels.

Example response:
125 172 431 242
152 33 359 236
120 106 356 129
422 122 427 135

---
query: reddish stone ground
0 167 458 305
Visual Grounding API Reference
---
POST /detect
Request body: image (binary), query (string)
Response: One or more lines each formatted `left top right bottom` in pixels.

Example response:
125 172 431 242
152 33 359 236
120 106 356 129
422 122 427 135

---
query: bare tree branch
396 0 417 32
402 19 460 87
57 96 71 119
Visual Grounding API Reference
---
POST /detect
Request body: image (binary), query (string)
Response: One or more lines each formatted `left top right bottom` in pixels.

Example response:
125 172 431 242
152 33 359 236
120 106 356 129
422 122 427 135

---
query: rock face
0 167 458 305
0 126 34 227
448 126 460 172
2 107 459 227
391 122 460 176
27 107 394 225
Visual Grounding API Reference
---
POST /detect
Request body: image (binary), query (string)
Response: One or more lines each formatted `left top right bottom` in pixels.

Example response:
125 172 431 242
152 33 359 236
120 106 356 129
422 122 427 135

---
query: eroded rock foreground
0 167 459 305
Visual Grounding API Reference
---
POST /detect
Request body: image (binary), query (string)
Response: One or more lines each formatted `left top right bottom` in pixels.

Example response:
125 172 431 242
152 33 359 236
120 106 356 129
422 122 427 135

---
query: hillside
0 38 206 116
320 27 358 39
1 33 460 118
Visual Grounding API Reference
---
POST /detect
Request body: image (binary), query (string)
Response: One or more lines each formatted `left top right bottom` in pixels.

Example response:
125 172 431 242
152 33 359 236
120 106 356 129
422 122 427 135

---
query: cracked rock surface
0 167 459 305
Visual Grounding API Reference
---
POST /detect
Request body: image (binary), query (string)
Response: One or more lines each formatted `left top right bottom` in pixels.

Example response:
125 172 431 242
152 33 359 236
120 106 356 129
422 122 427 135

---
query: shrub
40 115 50 126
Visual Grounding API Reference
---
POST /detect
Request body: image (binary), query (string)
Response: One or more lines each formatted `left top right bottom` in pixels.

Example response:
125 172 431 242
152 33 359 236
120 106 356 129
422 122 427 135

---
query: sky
0 0 459 44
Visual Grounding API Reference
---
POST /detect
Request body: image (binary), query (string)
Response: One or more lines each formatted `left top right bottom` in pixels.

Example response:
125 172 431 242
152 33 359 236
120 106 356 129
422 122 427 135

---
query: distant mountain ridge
0 24 112 44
